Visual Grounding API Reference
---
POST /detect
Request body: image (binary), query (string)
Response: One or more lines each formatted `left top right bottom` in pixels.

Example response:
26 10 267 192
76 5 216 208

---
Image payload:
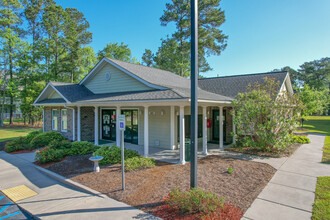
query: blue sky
56 0 330 77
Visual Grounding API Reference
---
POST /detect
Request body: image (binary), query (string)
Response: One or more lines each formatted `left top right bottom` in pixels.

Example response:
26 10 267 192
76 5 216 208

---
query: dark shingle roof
198 71 288 98
51 82 94 102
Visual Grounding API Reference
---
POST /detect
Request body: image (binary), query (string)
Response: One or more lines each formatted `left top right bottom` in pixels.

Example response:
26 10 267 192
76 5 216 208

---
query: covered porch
75 101 236 164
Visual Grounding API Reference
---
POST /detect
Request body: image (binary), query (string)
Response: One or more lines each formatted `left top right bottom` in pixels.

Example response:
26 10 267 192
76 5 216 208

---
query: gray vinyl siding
148 106 171 149
84 63 152 94
49 91 62 99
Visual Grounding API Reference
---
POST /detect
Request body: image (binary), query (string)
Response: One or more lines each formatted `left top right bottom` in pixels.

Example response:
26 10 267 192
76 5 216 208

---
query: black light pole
190 0 198 189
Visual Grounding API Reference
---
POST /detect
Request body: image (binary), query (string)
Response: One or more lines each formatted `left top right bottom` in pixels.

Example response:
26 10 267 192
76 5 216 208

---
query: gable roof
198 71 289 98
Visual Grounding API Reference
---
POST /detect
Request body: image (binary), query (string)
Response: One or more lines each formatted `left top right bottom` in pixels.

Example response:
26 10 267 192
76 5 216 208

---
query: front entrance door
121 110 138 144
212 109 226 142
102 109 116 141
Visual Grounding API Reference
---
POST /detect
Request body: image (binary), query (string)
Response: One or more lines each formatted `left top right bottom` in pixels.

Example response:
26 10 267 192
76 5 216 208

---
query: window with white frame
61 109 68 132
52 109 58 130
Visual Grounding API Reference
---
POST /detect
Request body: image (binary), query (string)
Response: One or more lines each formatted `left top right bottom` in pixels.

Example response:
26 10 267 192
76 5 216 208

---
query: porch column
42 109 45 132
116 106 120 146
144 106 149 157
202 106 208 155
219 106 224 149
72 107 76 141
94 106 99 146
77 106 81 141
179 106 185 164
170 106 175 150
232 112 236 145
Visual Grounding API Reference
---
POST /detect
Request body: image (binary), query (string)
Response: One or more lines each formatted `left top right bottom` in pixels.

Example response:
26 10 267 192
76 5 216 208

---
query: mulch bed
34 157 67 168
47 155 276 219
9 149 34 154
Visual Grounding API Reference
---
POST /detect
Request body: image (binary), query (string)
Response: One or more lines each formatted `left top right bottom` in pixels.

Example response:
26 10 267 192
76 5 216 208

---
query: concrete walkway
0 151 156 220
242 134 330 220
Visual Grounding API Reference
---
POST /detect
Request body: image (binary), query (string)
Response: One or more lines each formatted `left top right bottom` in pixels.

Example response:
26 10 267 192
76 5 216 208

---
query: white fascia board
79 57 166 90
33 82 70 105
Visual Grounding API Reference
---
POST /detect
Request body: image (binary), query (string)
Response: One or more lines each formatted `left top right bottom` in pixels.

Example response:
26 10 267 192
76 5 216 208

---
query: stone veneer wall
44 106 77 141
80 107 94 142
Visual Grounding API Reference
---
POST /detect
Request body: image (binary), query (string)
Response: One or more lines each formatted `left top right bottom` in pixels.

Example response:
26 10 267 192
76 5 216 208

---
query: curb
33 165 108 199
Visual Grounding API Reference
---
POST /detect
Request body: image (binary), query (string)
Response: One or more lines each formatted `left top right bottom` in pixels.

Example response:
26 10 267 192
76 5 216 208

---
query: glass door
212 109 226 142
102 109 116 141
121 110 138 144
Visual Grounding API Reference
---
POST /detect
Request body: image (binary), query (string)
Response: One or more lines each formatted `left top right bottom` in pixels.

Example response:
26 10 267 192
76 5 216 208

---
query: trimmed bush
4 137 29 153
30 131 66 149
35 146 65 164
95 145 138 165
66 141 99 156
125 157 155 172
291 135 310 144
164 188 224 215
25 130 42 144
50 140 72 150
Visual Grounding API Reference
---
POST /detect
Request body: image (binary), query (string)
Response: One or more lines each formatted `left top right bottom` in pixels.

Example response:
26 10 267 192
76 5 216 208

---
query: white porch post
170 106 175 150
94 106 99 145
77 106 81 141
72 108 76 141
144 106 149 157
219 106 224 149
42 109 45 132
116 106 120 146
202 106 208 155
179 106 185 164
232 112 236 145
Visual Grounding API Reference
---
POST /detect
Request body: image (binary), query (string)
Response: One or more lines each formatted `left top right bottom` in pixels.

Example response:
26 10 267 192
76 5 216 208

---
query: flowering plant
35 146 65 164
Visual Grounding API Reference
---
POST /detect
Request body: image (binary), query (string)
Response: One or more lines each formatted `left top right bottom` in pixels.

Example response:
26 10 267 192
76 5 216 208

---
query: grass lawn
301 116 330 163
301 116 330 220
312 176 330 220
0 126 41 142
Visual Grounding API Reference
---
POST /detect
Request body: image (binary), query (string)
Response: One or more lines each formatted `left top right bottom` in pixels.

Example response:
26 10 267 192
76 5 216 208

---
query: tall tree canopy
97 42 138 63
144 0 227 76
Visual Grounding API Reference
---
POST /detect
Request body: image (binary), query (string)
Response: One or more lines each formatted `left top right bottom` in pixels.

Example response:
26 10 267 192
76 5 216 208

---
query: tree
232 77 301 151
297 84 329 125
97 42 138 63
141 49 154 67
76 46 96 81
61 7 92 82
159 0 227 76
298 57 330 91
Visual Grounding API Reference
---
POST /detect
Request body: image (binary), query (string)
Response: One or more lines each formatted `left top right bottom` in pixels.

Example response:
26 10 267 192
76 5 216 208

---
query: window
61 109 68 132
52 109 58 130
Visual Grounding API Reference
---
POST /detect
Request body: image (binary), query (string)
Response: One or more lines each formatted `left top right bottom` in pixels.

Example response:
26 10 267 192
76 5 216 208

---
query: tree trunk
9 43 13 125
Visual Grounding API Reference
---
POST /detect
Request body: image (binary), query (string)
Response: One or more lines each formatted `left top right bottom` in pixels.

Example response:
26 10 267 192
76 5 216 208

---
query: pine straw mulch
46 155 276 219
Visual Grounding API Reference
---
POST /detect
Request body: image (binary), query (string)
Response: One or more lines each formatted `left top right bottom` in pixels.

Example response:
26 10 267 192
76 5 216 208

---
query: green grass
3 118 25 125
301 116 330 164
312 176 330 220
0 127 41 142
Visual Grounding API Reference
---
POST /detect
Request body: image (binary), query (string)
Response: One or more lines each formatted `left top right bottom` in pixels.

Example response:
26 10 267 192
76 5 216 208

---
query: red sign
207 119 211 128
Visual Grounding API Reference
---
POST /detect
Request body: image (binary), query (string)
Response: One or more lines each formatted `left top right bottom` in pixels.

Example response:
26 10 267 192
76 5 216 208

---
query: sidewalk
0 151 155 220
242 134 330 220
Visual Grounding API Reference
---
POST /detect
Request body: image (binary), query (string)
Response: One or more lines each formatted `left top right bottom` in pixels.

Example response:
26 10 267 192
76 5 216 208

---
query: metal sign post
118 114 126 190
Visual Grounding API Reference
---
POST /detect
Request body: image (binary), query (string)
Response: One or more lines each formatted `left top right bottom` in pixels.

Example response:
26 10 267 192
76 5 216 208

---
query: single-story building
34 57 293 164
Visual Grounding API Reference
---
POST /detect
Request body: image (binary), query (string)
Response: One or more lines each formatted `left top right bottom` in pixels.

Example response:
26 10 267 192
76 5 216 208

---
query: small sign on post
118 115 126 190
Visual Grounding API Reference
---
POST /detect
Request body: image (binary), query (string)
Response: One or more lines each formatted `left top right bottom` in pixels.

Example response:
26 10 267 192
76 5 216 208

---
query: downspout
64 105 76 141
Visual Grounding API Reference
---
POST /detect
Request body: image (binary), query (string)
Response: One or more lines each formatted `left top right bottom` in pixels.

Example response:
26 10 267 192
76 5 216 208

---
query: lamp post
190 0 198 188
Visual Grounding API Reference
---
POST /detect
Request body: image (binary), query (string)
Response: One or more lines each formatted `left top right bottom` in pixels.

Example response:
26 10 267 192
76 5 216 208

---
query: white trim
94 106 99 145
42 109 45 132
77 106 81 141
219 106 224 149
33 83 70 105
179 106 185 164
79 58 165 90
51 109 58 131
202 106 208 155
116 106 120 146
144 106 149 157
170 106 175 150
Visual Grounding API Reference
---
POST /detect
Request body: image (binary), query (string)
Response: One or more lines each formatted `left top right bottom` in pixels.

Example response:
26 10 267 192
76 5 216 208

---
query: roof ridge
106 57 189 80
199 71 288 80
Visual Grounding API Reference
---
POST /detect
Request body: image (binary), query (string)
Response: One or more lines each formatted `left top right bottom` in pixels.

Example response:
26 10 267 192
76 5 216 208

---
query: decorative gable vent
105 72 111 81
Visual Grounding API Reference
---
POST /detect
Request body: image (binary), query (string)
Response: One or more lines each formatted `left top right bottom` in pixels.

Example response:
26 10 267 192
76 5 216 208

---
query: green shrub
4 137 29 153
30 131 66 149
95 145 139 165
50 140 72 150
35 146 66 164
165 188 224 215
291 135 310 144
66 141 99 156
25 130 42 144
125 157 155 171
